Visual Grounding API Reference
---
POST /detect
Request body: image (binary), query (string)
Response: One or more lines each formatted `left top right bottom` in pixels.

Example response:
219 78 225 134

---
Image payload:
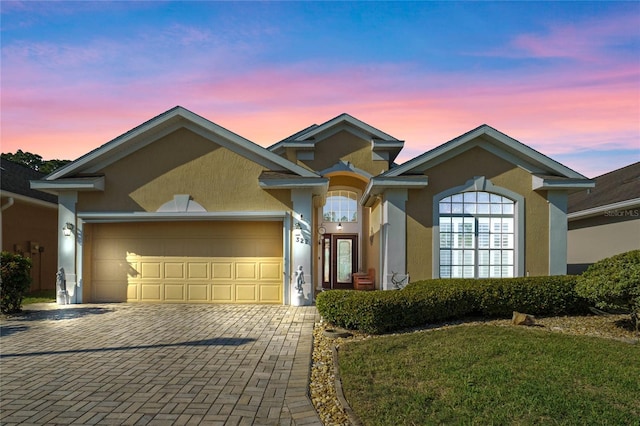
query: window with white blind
438 191 515 278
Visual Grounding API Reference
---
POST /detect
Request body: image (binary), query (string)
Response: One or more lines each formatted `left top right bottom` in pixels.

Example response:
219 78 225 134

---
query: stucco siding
405 146 550 280
77 128 292 213
300 130 388 176
568 216 640 271
1 199 58 290
327 175 368 192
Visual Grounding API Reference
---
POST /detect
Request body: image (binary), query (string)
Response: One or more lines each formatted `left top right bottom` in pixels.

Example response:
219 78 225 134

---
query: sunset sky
1 1 638 178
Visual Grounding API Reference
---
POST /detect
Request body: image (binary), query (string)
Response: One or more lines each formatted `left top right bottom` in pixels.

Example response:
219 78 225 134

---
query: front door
321 234 358 289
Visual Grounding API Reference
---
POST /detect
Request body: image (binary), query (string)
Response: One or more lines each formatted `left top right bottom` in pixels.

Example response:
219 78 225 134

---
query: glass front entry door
322 234 358 289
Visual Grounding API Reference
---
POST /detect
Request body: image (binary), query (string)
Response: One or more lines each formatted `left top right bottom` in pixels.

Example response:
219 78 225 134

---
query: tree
1 150 71 173
40 159 71 174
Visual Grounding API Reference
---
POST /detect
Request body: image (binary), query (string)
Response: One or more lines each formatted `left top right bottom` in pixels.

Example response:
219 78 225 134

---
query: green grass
338 325 640 425
22 289 56 304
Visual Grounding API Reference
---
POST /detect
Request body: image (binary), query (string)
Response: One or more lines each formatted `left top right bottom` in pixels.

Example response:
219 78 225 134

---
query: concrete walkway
0 303 322 425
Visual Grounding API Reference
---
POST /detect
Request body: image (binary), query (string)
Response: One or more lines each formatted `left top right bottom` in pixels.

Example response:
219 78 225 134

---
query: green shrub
316 276 589 334
1 252 32 314
575 250 640 330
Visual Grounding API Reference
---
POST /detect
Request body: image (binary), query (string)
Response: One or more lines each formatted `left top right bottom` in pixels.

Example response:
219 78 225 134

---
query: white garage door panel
90 222 283 304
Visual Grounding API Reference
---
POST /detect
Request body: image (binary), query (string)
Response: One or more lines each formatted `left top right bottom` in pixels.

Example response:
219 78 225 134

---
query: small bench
353 268 375 291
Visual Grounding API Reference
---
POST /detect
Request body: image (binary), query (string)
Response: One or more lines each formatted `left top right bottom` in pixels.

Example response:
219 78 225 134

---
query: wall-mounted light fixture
63 222 74 237
294 221 301 230
337 222 343 231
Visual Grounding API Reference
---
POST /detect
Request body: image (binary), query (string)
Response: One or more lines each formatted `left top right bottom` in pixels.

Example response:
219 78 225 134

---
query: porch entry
321 234 358 289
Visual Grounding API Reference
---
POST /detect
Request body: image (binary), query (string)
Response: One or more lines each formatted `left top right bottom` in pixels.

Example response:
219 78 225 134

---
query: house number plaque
295 235 309 245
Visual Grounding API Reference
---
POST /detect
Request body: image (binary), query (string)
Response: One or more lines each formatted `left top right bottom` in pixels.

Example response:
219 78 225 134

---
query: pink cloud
2 44 637 180
504 13 639 62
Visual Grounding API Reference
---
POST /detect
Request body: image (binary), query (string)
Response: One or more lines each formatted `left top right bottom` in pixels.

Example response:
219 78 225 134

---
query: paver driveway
0 303 322 425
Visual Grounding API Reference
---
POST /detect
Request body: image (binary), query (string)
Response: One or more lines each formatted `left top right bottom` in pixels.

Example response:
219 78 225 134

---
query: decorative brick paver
0 304 322 425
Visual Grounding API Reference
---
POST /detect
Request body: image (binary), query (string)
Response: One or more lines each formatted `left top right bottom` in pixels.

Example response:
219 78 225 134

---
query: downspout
1 197 15 211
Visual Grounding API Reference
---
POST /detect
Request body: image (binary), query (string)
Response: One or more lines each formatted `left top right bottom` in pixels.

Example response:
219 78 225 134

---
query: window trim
432 176 525 278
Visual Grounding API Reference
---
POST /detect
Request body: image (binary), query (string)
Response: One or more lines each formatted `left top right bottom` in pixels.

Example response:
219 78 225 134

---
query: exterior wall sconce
337 222 342 231
63 222 74 236
294 221 301 230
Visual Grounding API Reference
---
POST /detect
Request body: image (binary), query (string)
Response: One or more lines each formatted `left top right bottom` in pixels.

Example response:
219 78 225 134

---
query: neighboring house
31 107 593 305
1 158 58 291
567 162 640 274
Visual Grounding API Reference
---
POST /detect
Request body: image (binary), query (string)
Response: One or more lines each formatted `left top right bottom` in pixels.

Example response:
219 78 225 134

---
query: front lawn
338 325 640 425
22 289 56 305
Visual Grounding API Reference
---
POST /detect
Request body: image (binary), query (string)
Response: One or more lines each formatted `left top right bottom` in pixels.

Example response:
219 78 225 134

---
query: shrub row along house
31 107 594 305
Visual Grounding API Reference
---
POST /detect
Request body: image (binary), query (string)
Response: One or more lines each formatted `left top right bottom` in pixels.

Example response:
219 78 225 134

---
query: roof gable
385 124 587 179
46 106 319 181
268 113 404 164
290 113 399 142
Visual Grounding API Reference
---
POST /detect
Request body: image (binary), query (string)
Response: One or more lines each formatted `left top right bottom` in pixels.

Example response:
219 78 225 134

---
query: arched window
323 190 358 222
438 191 515 278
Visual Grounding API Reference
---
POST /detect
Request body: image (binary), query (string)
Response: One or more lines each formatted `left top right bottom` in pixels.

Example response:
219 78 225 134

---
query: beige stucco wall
1 198 58 290
405 146 550 280
77 128 292 212
568 215 640 270
299 130 389 176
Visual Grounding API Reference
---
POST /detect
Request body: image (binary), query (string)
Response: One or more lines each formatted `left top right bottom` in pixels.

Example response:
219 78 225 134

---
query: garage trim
79 211 288 223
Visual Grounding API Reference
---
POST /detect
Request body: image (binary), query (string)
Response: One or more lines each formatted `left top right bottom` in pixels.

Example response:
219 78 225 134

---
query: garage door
88 221 283 304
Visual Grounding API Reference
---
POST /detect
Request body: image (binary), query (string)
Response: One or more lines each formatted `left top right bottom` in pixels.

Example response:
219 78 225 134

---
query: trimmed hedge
316 276 589 334
576 250 640 330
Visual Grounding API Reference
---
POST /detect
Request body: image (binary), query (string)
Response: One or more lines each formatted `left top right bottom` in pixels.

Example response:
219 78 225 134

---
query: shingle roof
568 162 640 213
0 158 57 204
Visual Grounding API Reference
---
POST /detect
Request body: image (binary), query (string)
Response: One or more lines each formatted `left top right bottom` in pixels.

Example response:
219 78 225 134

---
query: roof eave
568 197 640 220
259 178 329 196
532 176 595 192
361 176 429 207
30 176 106 194
0 190 58 209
